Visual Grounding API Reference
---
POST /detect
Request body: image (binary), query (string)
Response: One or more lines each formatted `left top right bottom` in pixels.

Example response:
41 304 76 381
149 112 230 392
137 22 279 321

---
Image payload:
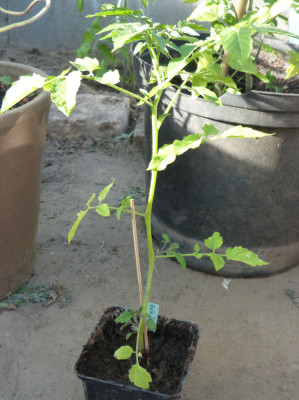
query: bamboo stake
130 199 149 353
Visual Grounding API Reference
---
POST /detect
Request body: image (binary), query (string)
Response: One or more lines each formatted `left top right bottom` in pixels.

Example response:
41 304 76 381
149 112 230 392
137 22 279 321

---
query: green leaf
129 364 152 389
194 243 200 252
96 204 110 217
68 208 89 243
210 254 225 271
188 2 226 22
98 182 114 203
1 73 45 113
76 0 84 12
94 69 120 85
0 75 11 84
226 54 258 74
204 232 223 251
114 346 134 360
148 133 203 171
222 27 253 60
219 126 273 139
202 124 219 137
167 43 197 81
194 86 222 106
146 318 157 332
76 42 92 59
115 310 134 324
286 50 299 79
175 253 187 270
45 71 82 116
226 247 268 266
193 252 203 259
71 57 100 73
162 234 170 243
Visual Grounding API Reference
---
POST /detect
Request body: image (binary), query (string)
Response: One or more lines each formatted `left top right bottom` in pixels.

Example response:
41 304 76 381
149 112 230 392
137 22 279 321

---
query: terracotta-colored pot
0 61 51 300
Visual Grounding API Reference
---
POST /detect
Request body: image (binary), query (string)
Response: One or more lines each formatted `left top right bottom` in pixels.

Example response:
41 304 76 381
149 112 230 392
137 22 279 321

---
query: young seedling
1 4 277 390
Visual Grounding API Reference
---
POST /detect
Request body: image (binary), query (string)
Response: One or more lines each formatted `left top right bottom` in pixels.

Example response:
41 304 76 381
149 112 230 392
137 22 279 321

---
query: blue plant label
146 302 159 332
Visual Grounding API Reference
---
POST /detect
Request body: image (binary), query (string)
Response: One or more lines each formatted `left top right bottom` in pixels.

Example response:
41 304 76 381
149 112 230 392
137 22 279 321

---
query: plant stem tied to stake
130 199 149 354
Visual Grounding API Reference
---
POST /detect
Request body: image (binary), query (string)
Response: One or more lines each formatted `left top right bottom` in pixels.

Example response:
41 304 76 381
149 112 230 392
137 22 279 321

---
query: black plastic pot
133 49 299 277
75 306 199 400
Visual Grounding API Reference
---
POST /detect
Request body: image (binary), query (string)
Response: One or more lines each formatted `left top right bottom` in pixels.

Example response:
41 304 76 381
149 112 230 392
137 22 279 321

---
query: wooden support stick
130 199 149 353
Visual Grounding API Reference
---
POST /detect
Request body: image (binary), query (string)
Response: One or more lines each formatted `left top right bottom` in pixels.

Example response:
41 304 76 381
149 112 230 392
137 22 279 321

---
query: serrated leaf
71 57 100 73
129 364 152 389
45 71 82 116
114 346 134 360
95 69 120 85
210 254 225 271
68 208 89 243
98 182 114 203
96 204 110 217
226 247 268 266
148 133 203 171
175 253 187 270
1 73 45 113
204 232 223 251
115 310 134 323
219 126 273 139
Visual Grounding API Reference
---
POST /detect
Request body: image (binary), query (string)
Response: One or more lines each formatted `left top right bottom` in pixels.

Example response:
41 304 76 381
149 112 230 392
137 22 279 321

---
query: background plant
1 3 277 391
76 0 154 87
185 0 299 92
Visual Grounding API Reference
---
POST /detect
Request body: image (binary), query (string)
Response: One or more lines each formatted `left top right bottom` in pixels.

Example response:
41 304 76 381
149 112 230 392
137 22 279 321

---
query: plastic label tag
146 302 159 332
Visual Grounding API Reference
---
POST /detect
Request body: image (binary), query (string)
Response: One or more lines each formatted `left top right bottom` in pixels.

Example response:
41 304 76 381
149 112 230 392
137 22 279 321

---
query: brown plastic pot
0 61 51 300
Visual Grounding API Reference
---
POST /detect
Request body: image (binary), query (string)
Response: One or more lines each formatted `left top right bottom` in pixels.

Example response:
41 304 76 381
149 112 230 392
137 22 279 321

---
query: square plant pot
75 306 199 400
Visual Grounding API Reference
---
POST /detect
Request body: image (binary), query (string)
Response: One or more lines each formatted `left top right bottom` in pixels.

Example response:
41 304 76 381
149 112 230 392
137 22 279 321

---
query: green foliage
0 75 12 84
114 345 135 360
129 364 152 389
158 231 268 272
3 1 279 390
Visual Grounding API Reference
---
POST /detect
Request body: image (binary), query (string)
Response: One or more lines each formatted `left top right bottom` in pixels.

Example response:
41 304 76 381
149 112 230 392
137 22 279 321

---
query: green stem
135 96 159 353
104 82 153 107
156 252 226 259
109 207 145 217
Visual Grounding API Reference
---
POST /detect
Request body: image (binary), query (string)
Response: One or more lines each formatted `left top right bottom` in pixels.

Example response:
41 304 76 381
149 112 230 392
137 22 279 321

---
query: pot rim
0 60 50 123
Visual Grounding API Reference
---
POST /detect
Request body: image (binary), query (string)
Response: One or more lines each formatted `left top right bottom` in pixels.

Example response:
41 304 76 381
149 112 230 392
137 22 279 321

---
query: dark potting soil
76 307 199 395
0 83 37 110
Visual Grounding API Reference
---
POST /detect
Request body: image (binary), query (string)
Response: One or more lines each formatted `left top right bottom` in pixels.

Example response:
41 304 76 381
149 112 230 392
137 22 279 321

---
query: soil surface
0 47 299 400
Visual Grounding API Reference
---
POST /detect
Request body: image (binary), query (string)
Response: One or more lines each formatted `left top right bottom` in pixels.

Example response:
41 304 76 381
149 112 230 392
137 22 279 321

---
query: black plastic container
133 45 299 277
75 306 199 400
